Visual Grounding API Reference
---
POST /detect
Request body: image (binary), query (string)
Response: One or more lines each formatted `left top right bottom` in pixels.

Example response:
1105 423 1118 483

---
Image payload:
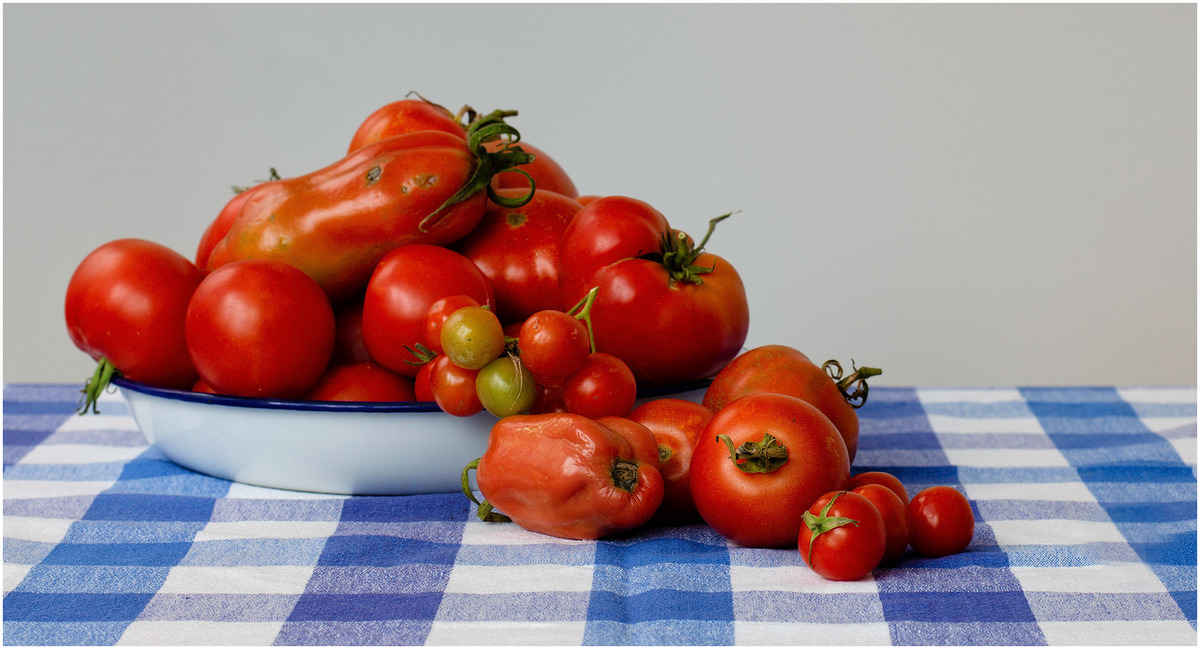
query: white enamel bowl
113 376 709 496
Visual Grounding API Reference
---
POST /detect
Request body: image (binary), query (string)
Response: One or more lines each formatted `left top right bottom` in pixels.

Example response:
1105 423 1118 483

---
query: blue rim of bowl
111 375 712 413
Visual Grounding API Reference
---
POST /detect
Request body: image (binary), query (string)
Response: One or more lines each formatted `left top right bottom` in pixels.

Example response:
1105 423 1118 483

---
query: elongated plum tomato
304 362 416 402
185 259 335 399
65 239 204 392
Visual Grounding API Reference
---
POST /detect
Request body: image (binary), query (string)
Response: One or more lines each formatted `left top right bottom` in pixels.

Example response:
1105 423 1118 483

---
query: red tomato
65 239 204 393
529 382 568 414
485 140 578 198
576 195 602 206
689 393 851 548
454 188 581 323
846 471 910 505
429 355 483 416
850 483 910 564
518 310 591 383
361 244 494 377
562 352 637 418
703 345 880 463
421 294 482 355
799 490 887 581
907 486 975 558
347 97 467 153
627 398 714 523
192 379 217 394
558 197 749 385
185 260 335 399
414 358 437 402
330 298 373 366
196 187 256 269
304 362 416 402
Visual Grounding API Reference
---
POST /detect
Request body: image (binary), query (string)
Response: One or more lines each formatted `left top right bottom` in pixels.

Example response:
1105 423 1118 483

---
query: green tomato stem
77 357 118 415
822 360 883 409
801 491 860 564
567 286 600 353
460 458 511 523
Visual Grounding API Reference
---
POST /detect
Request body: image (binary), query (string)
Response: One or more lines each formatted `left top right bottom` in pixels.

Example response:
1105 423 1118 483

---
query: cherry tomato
441 305 506 370
65 239 204 394
422 294 481 355
850 483 910 564
330 298 373 366
347 97 467 153
185 260 335 399
562 352 637 418
846 471 910 505
476 355 538 417
429 355 483 417
485 140 579 198
362 244 494 377
689 393 851 548
799 490 887 581
627 398 714 523
414 358 438 402
304 362 417 402
907 486 975 558
518 310 591 383
454 188 582 323
192 379 217 394
529 382 568 414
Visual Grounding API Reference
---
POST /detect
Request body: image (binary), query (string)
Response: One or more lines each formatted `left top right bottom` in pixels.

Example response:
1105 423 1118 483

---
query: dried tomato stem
77 357 117 415
823 360 882 409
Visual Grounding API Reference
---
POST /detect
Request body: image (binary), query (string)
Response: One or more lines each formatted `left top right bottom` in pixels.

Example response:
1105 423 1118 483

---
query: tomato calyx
231 167 281 194
801 490 861 562
611 459 640 492
717 432 789 474
823 359 883 409
658 212 734 286
77 357 119 415
421 109 537 232
403 342 438 366
461 458 512 523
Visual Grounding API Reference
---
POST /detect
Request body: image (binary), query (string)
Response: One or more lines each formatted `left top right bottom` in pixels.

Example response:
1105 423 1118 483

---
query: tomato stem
801 491 861 563
660 211 735 286
567 286 600 353
461 458 511 523
716 432 789 474
823 360 882 409
403 342 438 366
77 357 118 415
610 459 640 492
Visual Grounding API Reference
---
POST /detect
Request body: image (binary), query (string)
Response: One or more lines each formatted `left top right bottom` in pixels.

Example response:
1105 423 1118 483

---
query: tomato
529 382 568 414
440 305 506 370
429 355 483 417
798 490 887 581
907 486 975 558
195 187 255 269
558 197 749 385
846 471 910 505
361 244 495 377
304 362 416 402
347 97 467 153
422 294 480 355
485 140 579 198
65 239 205 410
562 352 637 418
703 345 881 463
192 379 217 394
185 260 335 399
850 483 910 564
475 355 537 417
453 188 582 323
689 393 851 548
518 310 591 383
576 195 602 206
627 398 714 523
414 358 437 402
330 298 373 366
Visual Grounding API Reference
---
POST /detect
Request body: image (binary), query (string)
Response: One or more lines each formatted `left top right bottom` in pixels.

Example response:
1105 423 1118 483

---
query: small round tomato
476 355 538 417
529 382 568 414
347 97 467 153
485 140 578 198
562 352 637 418
690 393 851 548
850 483 910 564
185 260 335 399
422 294 481 355
627 398 714 523
799 490 887 581
907 486 975 558
414 358 437 402
454 188 582 323
846 471 910 505
362 244 494 377
441 305 506 370
518 310 591 383
65 239 204 394
429 355 483 417
304 362 416 402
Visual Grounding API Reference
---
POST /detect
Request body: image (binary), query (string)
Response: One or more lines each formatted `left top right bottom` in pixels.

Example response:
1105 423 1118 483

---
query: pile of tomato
65 95 972 581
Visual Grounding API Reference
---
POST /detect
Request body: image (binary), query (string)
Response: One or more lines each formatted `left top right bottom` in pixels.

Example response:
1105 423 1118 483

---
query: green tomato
476 355 538 417
441 305 505 370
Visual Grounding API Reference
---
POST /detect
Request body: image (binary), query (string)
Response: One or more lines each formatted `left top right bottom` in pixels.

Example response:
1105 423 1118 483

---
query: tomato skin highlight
799 490 887 581
627 398 714 523
907 486 975 558
65 238 204 390
185 260 335 399
689 393 851 548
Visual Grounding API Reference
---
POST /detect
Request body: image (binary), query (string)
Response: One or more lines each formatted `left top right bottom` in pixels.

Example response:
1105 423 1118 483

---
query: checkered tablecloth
3 384 1196 645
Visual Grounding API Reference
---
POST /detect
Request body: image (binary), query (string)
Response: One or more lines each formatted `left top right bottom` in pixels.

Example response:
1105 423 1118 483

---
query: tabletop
3 383 1196 646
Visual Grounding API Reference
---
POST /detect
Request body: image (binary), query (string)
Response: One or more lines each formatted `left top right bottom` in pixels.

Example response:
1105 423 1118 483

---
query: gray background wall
5 3 1196 387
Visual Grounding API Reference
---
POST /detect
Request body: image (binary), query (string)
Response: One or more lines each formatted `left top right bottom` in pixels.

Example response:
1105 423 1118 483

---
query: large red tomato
558 196 748 385
185 259 335 399
453 188 582 324
689 393 851 548
65 239 205 400
361 244 494 377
